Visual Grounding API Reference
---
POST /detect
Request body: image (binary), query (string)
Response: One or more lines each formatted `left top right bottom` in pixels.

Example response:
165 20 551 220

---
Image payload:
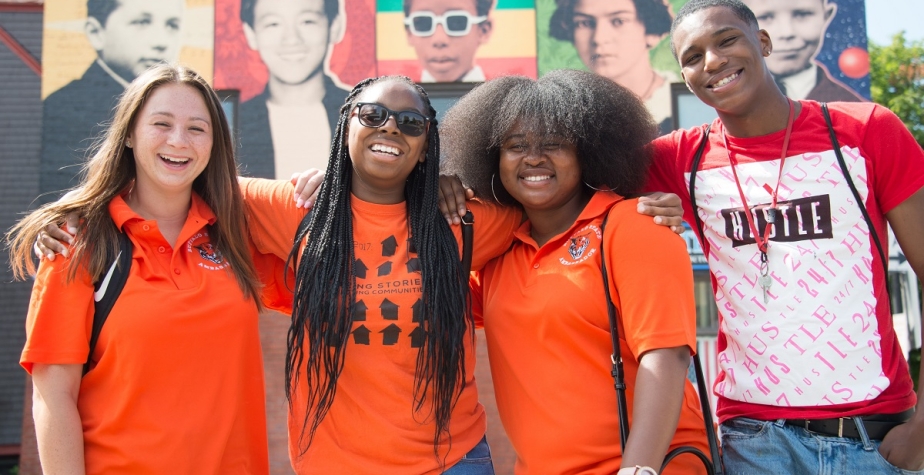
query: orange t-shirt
240 178 520 474
472 192 709 475
21 194 270 475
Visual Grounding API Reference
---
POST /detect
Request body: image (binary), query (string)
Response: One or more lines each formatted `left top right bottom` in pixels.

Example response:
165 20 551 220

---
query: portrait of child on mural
40 0 191 200
742 0 866 102
403 0 494 82
235 0 350 178
548 0 677 133
376 0 537 82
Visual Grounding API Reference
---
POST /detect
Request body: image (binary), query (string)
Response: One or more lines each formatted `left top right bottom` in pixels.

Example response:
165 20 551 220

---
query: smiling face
743 0 834 77
347 80 429 203
88 0 184 80
571 0 659 82
498 122 585 214
243 0 335 85
128 83 213 198
405 0 492 82
672 6 774 116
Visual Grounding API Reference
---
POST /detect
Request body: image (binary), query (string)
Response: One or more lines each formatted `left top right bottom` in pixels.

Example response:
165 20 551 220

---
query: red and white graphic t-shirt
647 101 924 422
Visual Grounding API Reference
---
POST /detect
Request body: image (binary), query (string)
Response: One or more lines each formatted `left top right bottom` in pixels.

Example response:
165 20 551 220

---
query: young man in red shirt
645 0 924 472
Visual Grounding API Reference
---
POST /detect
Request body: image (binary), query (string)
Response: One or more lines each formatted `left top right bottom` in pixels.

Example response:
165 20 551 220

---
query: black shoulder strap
688 124 712 242
84 231 133 375
460 210 474 275
821 103 890 282
599 210 722 475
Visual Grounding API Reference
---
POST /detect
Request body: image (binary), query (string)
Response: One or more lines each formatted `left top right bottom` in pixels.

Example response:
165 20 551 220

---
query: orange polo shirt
241 178 520 474
473 192 709 475
21 193 270 475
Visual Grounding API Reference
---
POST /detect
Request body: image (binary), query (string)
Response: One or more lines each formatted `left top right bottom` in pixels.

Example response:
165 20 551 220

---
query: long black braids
285 76 471 463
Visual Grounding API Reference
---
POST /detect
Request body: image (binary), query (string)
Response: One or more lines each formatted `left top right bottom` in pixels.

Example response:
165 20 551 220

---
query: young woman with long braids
238 75 520 474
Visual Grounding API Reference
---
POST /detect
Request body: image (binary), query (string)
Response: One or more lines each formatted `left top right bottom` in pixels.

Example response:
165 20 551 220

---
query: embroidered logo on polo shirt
196 242 224 265
186 231 229 271
568 235 589 260
560 224 602 266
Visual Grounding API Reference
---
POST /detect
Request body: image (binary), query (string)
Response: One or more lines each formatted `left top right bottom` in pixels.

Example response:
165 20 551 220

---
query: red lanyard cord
722 99 795 255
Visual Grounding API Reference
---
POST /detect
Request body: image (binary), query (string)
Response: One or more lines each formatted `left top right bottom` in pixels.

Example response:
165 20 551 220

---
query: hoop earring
583 181 607 192
491 173 501 202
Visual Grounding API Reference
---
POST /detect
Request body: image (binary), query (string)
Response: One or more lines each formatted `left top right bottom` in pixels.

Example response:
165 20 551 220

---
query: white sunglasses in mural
403 10 488 37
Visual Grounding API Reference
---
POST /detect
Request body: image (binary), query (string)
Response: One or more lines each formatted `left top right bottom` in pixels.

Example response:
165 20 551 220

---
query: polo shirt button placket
533 263 539 269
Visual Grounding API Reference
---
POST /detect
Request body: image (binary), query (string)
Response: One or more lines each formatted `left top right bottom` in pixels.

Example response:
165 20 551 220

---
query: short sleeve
603 201 698 358
20 256 95 374
240 177 307 259
644 132 687 196
863 105 924 213
461 200 521 270
251 248 294 314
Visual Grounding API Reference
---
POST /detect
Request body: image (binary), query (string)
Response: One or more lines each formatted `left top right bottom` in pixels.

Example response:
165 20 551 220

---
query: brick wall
0 8 42 461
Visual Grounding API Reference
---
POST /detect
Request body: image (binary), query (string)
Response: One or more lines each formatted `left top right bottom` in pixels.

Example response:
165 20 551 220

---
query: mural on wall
537 0 869 134
743 0 869 102
376 0 537 83
214 0 376 178
537 0 685 134
40 0 214 201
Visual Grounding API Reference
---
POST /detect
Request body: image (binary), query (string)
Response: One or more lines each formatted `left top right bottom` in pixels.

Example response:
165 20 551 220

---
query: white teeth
523 175 551 182
160 155 189 164
713 72 739 88
371 144 400 156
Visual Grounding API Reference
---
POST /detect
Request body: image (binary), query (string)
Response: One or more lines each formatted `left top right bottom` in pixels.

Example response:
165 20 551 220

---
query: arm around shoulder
238 177 306 259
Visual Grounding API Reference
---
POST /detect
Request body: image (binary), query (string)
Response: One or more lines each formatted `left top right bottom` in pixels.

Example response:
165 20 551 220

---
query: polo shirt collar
512 191 624 246
109 191 218 232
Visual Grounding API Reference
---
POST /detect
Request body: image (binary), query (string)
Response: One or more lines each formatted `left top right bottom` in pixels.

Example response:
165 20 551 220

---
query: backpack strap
84 231 133 375
688 124 712 248
820 103 890 290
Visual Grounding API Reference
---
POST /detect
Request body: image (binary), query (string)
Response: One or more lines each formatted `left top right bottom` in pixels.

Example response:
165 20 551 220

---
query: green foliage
869 32 924 148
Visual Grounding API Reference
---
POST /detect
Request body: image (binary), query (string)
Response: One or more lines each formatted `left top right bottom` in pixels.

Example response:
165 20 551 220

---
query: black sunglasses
353 103 431 137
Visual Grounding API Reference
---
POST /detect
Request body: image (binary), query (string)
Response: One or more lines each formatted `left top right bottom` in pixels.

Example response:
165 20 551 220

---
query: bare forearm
34 395 86 475
32 365 86 475
621 346 691 471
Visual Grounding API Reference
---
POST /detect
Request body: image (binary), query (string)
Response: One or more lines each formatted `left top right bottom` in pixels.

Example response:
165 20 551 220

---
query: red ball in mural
838 47 870 78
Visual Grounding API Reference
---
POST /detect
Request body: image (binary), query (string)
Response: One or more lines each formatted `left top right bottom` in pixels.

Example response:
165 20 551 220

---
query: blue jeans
442 435 494 475
721 417 924 475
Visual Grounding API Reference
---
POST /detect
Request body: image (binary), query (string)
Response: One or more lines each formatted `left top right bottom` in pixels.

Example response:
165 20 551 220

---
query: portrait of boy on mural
548 0 677 133
40 0 184 200
403 0 494 82
742 0 865 102
236 0 350 178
